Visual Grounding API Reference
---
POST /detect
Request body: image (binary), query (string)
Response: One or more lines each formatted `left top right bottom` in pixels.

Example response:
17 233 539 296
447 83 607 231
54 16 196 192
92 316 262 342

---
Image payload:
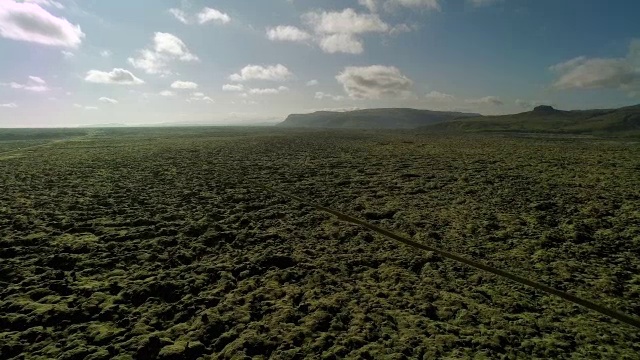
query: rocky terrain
1 129 639 359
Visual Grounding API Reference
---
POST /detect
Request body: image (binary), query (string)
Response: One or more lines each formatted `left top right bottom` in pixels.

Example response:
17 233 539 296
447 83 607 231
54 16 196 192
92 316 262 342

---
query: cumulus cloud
0 1 84 48
198 7 230 24
222 84 244 92
336 65 413 99
466 96 504 106
229 64 292 82
266 25 311 42
303 8 389 35
128 32 198 75
3 76 49 92
248 86 289 95
100 50 112 57
319 34 363 54
315 92 345 101
159 90 175 97
306 79 319 86
0 103 18 108
171 80 198 89
98 97 118 104
425 91 455 101
272 7 415 54
85 68 144 85
301 8 411 54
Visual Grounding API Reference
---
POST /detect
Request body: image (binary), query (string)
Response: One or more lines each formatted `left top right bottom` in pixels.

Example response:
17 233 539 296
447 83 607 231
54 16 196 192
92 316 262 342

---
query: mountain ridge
278 108 480 129
277 104 640 136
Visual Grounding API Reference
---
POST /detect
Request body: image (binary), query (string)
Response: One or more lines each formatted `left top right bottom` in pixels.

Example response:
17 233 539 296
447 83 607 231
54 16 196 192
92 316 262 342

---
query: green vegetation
426 104 640 136
1 128 639 359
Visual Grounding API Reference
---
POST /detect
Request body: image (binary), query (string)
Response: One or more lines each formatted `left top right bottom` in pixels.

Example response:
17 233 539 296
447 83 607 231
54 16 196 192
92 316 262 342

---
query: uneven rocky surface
1 129 639 359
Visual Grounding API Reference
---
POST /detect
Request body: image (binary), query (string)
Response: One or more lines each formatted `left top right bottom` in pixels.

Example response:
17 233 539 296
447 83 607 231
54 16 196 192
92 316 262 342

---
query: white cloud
168 8 189 24
198 7 230 24
303 8 402 54
266 25 311 42
315 92 345 101
85 68 144 85
168 7 230 25
303 8 389 35
336 65 413 99
0 103 18 108
222 84 245 92
171 80 198 89
553 58 638 90
468 0 503 7
159 90 175 97
425 91 455 101
248 86 289 95
99 97 118 104
100 49 112 57
153 32 198 61
306 79 319 86
229 64 292 82
319 34 363 54
550 41 640 92
128 32 198 75
549 56 586 73
0 1 84 48
28 76 45 84
466 96 504 106
3 76 49 92
61 50 74 59
187 94 214 103
73 103 82 108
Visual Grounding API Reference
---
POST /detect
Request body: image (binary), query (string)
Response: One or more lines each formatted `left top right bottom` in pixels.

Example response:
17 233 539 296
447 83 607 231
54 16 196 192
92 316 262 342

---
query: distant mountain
278 108 481 129
425 104 640 136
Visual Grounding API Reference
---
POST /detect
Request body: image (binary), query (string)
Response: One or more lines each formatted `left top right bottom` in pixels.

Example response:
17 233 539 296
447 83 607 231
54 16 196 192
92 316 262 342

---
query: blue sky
0 0 638 127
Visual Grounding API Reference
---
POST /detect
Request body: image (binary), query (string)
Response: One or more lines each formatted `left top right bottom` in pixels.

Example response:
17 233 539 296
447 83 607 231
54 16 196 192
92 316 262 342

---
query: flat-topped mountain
278 108 480 129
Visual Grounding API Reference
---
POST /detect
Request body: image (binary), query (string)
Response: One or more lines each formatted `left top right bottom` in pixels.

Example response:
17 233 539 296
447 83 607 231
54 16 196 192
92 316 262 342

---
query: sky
0 0 639 127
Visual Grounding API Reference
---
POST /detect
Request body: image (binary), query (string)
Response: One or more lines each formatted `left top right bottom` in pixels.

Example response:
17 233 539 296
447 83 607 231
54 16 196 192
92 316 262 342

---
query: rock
135 335 162 360
532 105 559 113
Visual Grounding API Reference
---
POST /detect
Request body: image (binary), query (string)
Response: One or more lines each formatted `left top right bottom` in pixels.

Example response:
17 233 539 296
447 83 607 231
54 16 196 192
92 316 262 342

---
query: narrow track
246 178 640 330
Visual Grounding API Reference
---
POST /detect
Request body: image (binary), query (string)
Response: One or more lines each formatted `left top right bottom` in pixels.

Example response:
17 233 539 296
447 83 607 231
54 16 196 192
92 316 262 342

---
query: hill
425 104 640 136
278 108 480 129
